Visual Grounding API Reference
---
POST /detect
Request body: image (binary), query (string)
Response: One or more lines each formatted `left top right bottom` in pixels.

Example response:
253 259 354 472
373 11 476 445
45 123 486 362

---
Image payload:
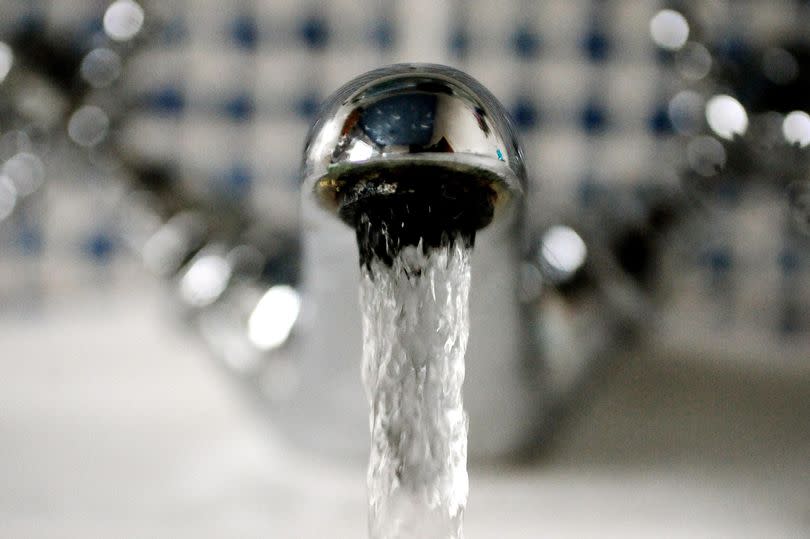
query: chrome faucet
3 2 809 476
287 64 544 460
0 21 623 459
0 13 648 463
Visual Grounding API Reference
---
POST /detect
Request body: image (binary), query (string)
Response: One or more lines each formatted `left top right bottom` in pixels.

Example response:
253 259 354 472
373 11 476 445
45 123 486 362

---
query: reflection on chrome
103 0 145 42
705 95 748 141
668 90 705 135
2 153 44 196
687 135 726 177
80 48 122 88
248 285 301 351
302 64 525 223
0 174 17 221
179 253 233 307
141 213 206 277
0 41 12 83
782 111 810 148
539 225 587 283
142 224 187 276
68 106 110 147
346 139 375 162
650 9 689 51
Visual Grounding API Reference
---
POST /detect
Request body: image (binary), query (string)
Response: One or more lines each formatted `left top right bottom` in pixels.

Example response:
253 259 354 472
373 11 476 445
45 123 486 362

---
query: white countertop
1 276 808 538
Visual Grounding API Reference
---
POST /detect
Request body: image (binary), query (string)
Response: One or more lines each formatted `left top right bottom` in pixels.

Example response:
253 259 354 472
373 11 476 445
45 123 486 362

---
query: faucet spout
289 64 544 462
302 64 526 266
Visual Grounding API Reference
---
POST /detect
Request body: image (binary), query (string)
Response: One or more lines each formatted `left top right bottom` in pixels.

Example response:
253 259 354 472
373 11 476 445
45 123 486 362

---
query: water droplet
0 41 13 83
68 106 109 147
687 136 726 177
705 95 748 140
2 153 44 196
0 175 17 220
650 10 689 51
103 0 144 41
539 225 588 283
675 42 712 81
80 48 122 88
248 285 301 350
669 90 705 135
179 252 232 307
782 110 810 147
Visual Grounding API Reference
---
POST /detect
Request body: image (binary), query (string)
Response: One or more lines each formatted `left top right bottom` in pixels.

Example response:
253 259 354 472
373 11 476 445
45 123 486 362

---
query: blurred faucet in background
0 0 808 464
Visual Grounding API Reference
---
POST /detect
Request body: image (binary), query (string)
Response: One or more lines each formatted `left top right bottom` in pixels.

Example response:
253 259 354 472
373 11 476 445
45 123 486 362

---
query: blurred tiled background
1 0 809 351
0 2 809 536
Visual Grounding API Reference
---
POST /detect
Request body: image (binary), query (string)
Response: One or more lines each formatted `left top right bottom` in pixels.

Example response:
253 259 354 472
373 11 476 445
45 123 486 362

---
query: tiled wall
1 0 809 350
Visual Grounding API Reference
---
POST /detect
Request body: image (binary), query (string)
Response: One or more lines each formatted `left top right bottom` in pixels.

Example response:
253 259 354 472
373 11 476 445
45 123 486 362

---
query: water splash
359 239 472 539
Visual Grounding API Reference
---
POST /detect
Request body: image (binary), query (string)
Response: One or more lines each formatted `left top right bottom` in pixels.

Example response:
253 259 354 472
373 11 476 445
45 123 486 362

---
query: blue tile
512 26 541 59
577 176 603 207
654 47 675 65
295 93 321 119
16 225 42 255
648 104 672 135
160 16 187 44
143 86 185 115
778 249 800 274
779 304 801 335
449 28 469 58
580 101 608 133
370 19 394 51
231 15 258 50
223 93 254 122
18 12 46 35
222 164 252 197
701 247 733 273
85 232 115 262
299 16 329 49
582 30 609 62
510 98 539 131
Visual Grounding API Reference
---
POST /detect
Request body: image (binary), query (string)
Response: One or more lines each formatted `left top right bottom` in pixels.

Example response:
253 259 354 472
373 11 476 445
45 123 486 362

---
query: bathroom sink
1 275 808 538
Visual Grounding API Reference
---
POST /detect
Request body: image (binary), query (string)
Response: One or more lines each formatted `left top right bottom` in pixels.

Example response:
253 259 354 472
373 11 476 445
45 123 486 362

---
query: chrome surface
290 64 546 460
302 63 525 225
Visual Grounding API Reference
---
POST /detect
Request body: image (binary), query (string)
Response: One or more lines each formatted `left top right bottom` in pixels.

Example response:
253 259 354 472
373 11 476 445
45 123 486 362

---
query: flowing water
359 238 473 539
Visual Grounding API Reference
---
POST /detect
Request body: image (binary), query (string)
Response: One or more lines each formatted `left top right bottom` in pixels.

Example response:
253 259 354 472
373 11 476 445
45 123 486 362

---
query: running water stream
358 236 473 539
300 62 521 539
